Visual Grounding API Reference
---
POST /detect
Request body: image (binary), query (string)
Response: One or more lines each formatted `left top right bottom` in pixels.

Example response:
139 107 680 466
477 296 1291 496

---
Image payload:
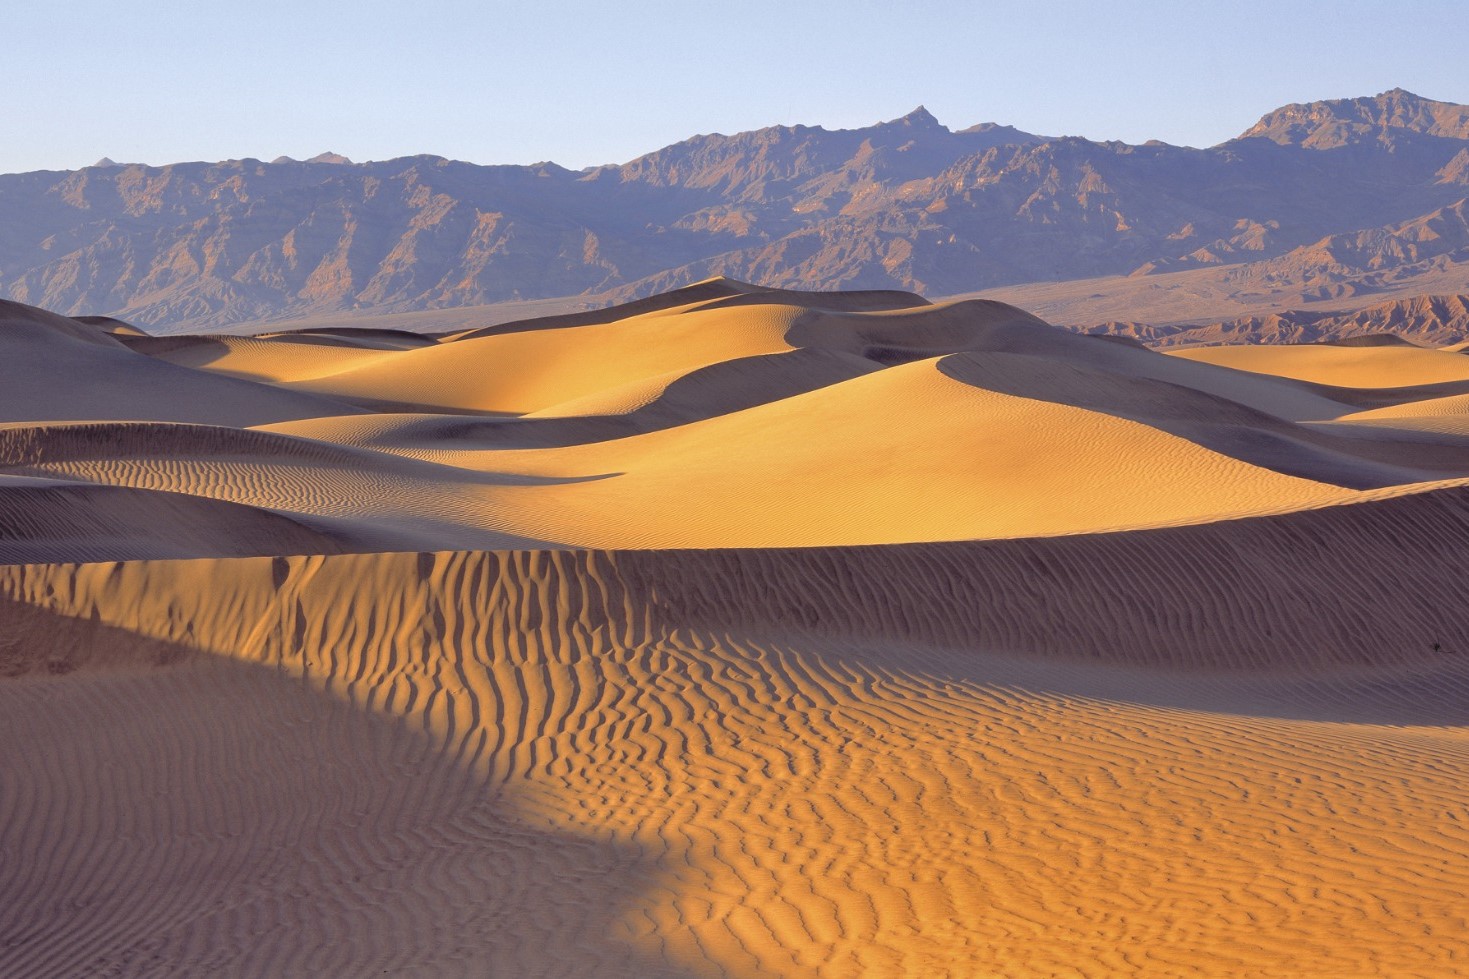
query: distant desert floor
3 279 1469 976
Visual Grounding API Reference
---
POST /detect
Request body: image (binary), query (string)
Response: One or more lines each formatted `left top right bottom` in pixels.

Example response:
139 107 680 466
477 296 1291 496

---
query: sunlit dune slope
1317 391 1469 438
464 357 1359 547
278 299 811 414
1169 339 1469 388
119 332 431 383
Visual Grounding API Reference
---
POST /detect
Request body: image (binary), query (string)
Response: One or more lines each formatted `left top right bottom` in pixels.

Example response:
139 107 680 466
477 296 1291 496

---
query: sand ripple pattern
5 492 1469 976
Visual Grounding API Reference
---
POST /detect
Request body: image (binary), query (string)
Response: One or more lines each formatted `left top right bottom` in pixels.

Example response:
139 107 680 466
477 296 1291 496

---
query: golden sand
2 281 1468 976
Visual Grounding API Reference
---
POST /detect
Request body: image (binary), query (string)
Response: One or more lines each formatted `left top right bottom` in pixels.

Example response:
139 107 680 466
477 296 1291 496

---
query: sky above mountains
8 0 1468 173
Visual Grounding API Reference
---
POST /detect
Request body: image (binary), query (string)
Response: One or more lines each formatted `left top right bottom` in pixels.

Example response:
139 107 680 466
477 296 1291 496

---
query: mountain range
3 88 1468 332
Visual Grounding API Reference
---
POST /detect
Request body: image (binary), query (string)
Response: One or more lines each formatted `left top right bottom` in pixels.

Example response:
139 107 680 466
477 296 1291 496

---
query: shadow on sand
0 607 702 978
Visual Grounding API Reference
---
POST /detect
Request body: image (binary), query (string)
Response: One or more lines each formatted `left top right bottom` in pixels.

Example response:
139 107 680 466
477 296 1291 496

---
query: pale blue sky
7 0 1466 172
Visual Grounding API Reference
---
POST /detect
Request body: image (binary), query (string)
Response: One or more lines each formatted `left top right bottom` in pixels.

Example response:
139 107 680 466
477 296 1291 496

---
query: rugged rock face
3 90 1469 331
1239 88 1469 147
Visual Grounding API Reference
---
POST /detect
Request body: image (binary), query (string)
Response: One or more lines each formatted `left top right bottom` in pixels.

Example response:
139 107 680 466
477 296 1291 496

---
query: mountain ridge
1239 88 1469 147
4 89 1468 331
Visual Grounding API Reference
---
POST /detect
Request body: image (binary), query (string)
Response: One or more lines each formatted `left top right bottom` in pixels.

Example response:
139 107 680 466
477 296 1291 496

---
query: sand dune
10 282 1469 552
456 357 1370 547
440 276 933 341
3 280 1469 975
5 504 1469 975
1316 392 1469 439
278 298 813 415
120 332 423 383
1169 339 1469 389
0 300 361 426
0 473 346 564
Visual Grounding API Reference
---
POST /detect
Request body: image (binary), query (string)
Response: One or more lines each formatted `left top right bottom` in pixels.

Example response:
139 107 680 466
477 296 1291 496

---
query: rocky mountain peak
882 106 946 131
1237 89 1469 148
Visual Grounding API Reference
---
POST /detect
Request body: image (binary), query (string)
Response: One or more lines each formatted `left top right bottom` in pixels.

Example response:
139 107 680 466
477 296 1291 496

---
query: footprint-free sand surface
3 280 1468 976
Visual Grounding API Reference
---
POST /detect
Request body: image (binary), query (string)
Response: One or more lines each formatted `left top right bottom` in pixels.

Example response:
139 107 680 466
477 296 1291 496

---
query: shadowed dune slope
0 475 347 563
0 421 564 557
0 301 361 425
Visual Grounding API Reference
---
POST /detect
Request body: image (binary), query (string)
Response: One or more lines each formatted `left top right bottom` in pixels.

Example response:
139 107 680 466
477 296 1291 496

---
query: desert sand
3 279 1469 976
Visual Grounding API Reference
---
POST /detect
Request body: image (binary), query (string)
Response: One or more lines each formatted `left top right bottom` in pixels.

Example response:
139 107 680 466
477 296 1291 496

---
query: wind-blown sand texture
3 281 1469 976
